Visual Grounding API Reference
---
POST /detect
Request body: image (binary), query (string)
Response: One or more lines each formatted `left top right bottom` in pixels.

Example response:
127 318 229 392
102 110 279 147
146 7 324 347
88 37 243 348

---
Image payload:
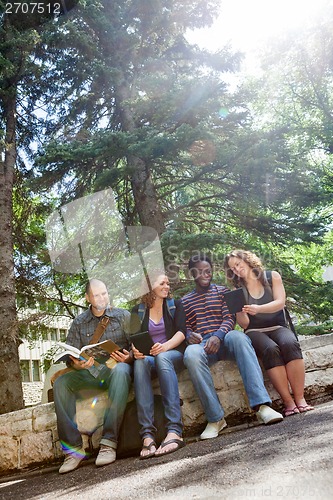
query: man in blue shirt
182 254 283 440
53 279 133 473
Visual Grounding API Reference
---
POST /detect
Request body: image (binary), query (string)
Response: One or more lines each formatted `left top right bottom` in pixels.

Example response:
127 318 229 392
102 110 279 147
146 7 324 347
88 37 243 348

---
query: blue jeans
53 363 132 451
183 331 271 422
134 350 184 440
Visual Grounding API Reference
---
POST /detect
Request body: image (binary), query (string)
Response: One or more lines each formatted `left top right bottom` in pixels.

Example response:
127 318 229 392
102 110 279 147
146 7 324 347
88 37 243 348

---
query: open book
54 339 121 365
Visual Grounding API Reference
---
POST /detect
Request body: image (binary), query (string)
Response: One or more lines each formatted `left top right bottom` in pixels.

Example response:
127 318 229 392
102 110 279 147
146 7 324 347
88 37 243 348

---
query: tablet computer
224 288 246 314
130 331 154 356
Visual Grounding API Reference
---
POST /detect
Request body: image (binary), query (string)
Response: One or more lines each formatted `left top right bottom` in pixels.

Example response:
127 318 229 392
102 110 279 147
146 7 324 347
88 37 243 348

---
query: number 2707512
5 3 61 15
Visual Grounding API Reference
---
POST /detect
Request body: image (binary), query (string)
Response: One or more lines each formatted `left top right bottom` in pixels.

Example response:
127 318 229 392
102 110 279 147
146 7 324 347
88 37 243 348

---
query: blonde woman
224 249 314 417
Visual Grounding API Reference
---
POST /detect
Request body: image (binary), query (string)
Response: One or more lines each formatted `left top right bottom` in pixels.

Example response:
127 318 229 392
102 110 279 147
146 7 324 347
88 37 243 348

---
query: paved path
1 401 332 500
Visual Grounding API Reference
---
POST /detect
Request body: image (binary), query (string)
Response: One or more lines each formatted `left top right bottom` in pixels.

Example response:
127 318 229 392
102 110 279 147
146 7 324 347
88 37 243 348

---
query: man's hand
187 331 203 344
110 349 132 363
70 356 94 370
204 335 221 355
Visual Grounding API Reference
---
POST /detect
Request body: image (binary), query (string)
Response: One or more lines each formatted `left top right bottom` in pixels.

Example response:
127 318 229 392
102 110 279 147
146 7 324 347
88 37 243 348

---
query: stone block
33 403 57 432
1 408 34 437
299 333 333 351
12 418 33 436
213 361 243 389
178 377 197 400
182 399 205 434
0 422 12 436
303 345 333 371
304 368 333 397
0 436 19 472
20 431 54 468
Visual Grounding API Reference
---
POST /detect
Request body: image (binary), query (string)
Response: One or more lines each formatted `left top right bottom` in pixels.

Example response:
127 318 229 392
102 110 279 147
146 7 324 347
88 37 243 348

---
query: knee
224 330 251 350
279 339 302 363
113 362 132 380
53 372 71 393
134 358 150 375
262 344 282 369
155 352 171 369
184 344 206 368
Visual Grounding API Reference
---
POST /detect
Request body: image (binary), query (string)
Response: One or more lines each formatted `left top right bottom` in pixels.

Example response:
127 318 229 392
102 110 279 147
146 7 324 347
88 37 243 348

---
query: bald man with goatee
53 279 133 473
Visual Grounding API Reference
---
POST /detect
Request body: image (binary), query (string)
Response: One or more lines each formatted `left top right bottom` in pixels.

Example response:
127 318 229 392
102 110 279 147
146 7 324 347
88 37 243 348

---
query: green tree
0 0 79 413
31 0 331 324
0 14 39 412
33 0 240 232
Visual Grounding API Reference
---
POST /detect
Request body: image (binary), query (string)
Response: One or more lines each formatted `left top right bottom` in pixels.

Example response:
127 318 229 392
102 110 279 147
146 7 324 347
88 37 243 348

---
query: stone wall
1 334 332 475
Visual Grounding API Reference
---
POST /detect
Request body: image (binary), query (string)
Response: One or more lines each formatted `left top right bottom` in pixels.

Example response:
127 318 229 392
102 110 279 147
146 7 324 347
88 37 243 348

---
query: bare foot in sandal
140 438 156 460
155 432 185 457
296 399 314 413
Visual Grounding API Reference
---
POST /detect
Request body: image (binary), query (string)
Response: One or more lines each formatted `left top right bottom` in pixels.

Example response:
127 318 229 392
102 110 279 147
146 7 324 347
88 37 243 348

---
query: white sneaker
256 405 283 425
200 418 227 440
95 445 117 467
59 449 86 474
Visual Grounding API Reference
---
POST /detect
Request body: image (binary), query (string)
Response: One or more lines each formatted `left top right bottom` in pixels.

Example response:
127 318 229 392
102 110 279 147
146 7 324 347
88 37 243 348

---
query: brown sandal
139 440 156 460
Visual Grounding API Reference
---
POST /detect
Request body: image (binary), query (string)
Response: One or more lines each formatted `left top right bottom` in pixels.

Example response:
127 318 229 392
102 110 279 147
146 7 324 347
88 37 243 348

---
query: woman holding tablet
130 271 186 459
224 249 314 417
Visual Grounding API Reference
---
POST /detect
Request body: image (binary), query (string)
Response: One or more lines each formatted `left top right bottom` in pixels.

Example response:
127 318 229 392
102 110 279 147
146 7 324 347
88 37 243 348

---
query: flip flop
297 404 314 413
139 440 157 460
155 438 185 457
283 406 300 417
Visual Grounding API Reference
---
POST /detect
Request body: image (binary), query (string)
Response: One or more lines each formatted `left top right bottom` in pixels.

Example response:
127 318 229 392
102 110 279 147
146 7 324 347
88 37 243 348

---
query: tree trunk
0 91 24 413
116 82 166 235
130 157 166 235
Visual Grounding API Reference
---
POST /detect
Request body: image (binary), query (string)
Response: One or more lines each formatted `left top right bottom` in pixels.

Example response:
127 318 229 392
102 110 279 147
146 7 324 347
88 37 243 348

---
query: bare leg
285 359 314 410
266 365 297 411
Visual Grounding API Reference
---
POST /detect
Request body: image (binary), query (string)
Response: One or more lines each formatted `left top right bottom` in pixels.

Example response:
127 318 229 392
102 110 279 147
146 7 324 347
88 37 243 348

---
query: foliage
2 0 333 341
296 320 333 337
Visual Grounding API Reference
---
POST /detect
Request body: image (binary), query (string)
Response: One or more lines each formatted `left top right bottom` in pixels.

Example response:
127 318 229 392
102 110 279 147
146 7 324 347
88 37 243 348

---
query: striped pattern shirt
181 284 235 341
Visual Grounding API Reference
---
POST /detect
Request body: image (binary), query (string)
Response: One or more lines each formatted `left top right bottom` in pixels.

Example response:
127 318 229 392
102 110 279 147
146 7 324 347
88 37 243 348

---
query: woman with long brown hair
131 271 186 459
224 250 313 417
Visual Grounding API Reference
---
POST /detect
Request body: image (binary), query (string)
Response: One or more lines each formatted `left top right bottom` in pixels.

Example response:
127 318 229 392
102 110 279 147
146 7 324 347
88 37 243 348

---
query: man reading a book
181 254 283 440
53 278 133 474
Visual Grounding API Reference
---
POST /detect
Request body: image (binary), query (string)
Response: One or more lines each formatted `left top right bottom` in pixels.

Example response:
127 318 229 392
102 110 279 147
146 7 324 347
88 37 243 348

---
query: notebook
223 288 246 314
130 331 154 356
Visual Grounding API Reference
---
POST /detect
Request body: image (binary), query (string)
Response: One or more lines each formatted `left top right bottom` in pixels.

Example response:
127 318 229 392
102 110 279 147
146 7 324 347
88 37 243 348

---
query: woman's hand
150 342 165 356
132 343 145 359
242 304 260 316
150 331 185 355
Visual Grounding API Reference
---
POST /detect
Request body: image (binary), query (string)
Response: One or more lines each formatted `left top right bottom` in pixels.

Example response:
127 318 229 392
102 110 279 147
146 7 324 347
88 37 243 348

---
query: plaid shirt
66 305 131 377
